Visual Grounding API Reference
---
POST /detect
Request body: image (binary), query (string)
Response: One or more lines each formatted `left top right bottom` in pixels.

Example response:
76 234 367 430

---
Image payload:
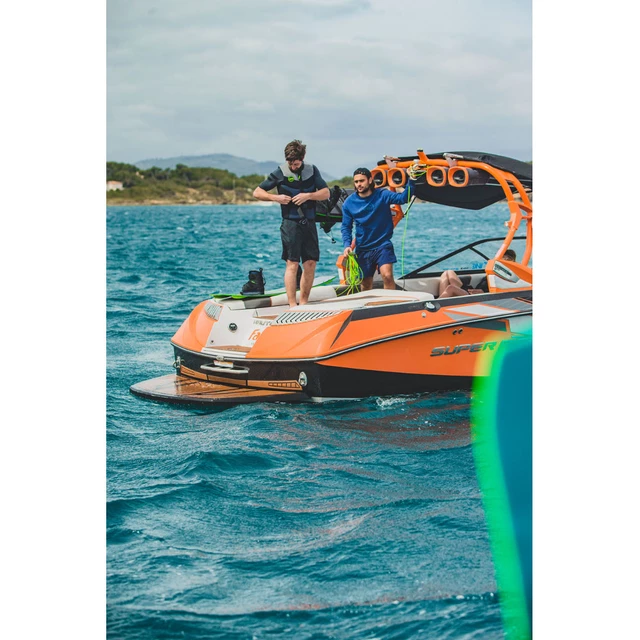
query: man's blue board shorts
356 242 397 279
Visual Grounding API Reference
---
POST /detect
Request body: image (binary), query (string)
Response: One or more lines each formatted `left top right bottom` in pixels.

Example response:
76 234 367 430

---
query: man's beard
356 180 373 195
289 161 304 174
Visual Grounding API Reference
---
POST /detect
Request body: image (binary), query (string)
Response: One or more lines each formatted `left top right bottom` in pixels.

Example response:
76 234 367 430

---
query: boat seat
396 273 489 297
395 276 441 297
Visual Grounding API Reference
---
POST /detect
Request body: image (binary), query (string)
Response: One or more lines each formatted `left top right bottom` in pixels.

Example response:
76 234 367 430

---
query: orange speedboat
130 150 532 405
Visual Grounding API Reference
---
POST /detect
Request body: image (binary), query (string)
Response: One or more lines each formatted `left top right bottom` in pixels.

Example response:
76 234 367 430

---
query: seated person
438 270 484 298
438 250 517 298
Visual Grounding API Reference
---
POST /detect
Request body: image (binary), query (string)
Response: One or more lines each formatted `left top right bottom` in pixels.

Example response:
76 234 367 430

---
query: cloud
108 0 531 175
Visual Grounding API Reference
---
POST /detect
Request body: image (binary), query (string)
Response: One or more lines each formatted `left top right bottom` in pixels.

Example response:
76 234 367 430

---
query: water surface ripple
107 204 511 639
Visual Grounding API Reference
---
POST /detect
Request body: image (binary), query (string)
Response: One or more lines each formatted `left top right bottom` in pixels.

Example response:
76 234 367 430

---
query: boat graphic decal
275 310 340 325
446 300 530 318
475 319 509 332
446 303 514 317
330 315 353 347
444 311 484 323
431 341 500 357
484 298 532 312
204 302 223 320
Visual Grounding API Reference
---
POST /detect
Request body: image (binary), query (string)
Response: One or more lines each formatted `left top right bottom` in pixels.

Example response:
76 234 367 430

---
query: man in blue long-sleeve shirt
341 167 411 290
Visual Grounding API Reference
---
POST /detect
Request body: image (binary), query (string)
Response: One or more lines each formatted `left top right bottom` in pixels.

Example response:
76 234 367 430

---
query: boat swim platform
130 374 308 406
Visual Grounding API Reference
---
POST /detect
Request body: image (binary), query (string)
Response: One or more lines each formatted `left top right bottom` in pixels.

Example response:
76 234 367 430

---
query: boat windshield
403 237 529 277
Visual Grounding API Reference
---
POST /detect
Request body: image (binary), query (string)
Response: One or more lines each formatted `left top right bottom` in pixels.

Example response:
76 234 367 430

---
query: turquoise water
107 203 517 639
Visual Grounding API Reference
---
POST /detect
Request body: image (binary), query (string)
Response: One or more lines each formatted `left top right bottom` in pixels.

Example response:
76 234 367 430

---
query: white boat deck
222 285 434 316
202 288 435 357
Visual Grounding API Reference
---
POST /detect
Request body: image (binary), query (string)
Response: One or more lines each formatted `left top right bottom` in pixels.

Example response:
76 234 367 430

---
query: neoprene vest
277 162 318 220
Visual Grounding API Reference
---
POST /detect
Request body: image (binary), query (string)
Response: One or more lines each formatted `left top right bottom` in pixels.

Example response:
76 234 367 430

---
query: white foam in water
136 348 173 365
375 396 408 408
324 514 368 538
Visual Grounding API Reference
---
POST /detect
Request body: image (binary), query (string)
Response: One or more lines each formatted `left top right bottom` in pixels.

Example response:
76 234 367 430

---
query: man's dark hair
353 167 372 178
504 249 517 261
284 140 306 162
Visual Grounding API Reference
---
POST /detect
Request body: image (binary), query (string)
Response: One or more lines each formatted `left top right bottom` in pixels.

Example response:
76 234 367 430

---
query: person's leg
438 270 463 297
438 272 449 297
299 221 320 305
361 276 374 291
284 260 300 306
358 249 375 291
281 220 302 307
378 263 395 289
376 244 397 290
439 284 469 298
299 259 316 305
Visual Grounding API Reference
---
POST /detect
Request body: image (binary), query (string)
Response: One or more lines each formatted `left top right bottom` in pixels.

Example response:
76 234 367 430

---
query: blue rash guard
341 187 410 252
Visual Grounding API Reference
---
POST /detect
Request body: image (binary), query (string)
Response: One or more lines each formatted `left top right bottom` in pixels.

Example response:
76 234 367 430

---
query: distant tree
143 166 168 180
107 161 142 186
240 173 266 186
328 176 353 188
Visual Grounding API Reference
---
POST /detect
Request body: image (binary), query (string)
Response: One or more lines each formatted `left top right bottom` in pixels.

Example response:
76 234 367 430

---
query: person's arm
385 184 412 205
253 171 291 204
291 166 330 205
291 188 330 204
341 201 354 256
253 186 291 204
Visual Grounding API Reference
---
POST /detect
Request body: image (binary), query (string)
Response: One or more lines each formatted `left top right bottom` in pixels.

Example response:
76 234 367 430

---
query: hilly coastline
107 153 531 206
134 153 280 177
133 152 337 182
106 160 351 206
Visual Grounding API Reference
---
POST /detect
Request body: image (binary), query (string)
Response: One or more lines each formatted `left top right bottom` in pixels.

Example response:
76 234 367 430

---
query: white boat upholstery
297 288 434 311
395 277 441 297
397 273 490 297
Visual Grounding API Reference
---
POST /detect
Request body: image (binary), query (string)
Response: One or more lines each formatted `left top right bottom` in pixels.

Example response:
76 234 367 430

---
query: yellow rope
406 162 428 181
341 252 363 295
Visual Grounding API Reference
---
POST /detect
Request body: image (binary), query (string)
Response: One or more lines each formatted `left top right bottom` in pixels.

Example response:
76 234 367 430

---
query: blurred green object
472 332 532 640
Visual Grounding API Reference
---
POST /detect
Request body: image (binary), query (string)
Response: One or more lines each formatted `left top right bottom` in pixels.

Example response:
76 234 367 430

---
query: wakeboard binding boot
241 268 265 295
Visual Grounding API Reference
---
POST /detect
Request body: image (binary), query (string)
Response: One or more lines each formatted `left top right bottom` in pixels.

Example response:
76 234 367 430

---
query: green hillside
106 162 350 205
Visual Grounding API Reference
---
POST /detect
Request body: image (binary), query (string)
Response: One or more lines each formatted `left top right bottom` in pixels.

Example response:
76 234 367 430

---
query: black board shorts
280 218 320 263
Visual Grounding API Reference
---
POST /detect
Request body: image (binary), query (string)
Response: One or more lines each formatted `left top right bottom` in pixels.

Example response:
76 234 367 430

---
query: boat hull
165 341 476 403
130 290 532 406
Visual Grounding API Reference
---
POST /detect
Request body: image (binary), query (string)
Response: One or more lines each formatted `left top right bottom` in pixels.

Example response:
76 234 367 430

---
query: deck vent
204 302 223 320
275 310 340 325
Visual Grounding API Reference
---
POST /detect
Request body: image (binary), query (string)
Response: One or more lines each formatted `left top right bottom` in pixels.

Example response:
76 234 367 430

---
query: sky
107 0 531 176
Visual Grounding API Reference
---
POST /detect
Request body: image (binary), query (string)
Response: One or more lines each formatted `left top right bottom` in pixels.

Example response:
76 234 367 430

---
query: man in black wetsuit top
253 140 330 307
